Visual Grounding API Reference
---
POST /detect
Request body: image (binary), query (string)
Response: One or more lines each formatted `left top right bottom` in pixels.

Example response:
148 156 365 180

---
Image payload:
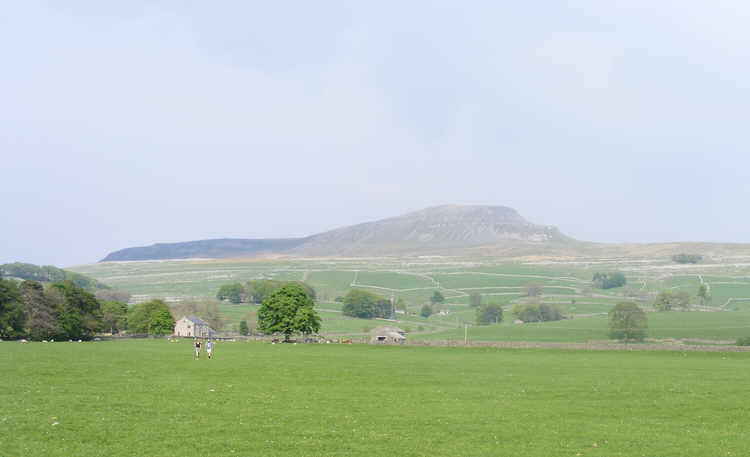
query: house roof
184 316 210 326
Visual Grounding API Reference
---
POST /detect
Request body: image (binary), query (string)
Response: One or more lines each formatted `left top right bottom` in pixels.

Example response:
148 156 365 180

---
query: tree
257 284 320 341
395 297 406 312
100 300 128 334
148 307 175 336
20 280 58 340
609 302 647 341
239 320 249 336
420 304 433 318
342 289 389 319
469 292 482 307
430 291 445 305
128 299 172 335
50 281 102 340
523 283 542 297
216 283 245 304
697 284 709 305
0 277 26 339
476 303 503 325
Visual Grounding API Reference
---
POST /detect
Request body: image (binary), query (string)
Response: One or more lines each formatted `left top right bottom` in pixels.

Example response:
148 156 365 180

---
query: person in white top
206 340 213 359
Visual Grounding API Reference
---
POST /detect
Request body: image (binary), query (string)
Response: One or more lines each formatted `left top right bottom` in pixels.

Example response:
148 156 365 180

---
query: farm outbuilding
369 326 406 344
174 316 215 338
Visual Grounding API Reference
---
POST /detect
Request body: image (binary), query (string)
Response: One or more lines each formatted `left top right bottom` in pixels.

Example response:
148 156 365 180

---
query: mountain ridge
101 205 570 261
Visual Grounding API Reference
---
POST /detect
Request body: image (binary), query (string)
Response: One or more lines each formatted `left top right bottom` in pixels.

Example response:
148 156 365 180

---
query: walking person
194 338 201 359
206 340 213 359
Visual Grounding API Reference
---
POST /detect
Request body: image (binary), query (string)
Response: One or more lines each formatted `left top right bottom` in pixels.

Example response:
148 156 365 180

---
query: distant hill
100 237 312 262
100 205 574 261
1 262 108 290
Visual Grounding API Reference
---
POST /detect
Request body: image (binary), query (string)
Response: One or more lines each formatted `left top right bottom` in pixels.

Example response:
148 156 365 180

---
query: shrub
736 336 750 346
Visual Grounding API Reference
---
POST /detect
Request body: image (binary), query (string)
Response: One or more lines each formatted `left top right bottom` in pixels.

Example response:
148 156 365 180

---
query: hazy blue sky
3 1 750 266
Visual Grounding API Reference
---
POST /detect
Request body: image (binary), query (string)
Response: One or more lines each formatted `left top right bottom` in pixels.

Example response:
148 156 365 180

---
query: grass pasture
2 340 749 456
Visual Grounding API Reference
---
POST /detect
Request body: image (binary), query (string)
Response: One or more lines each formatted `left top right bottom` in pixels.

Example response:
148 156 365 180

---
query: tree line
217 280 316 304
0 275 194 340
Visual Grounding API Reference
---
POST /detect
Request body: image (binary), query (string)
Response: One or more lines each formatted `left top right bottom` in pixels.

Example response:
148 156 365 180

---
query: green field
69 256 750 342
2 340 748 456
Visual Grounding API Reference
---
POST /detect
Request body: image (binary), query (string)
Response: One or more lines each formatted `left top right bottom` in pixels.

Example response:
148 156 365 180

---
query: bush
736 336 750 346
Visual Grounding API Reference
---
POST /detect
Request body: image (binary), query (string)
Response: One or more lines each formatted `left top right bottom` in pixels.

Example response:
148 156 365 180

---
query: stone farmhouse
174 316 215 338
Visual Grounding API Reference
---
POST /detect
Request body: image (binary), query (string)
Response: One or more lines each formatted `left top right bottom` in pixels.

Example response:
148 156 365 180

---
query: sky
2 1 750 267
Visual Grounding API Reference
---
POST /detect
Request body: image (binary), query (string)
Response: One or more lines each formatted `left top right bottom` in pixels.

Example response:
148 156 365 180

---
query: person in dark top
194 339 201 359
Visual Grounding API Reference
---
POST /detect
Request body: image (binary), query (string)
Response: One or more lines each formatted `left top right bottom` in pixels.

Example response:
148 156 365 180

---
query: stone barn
174 316 215 338
369 326 406 344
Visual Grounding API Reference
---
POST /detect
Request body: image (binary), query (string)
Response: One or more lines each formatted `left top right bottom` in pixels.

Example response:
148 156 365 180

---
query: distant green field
3 340 749 456
70 257 750 342
423 311 750 343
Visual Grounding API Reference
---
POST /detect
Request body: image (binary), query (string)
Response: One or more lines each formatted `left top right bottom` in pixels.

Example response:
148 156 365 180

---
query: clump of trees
653 290 690 311
215 280 316 304
592 272 627 289
672 254 702 264
257 284 321 341
0 277 105 340
511 303 565 323
476 303 503 325
736 336 750 346
609 302 647 341
341 289 391 319
1 262 108 291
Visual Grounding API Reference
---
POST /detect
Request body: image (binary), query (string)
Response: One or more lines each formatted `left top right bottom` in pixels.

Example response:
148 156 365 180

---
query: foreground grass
2 340 749 456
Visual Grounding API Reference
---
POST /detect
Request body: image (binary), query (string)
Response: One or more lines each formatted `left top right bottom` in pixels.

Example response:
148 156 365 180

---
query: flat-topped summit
100 205 570 261
293 205 567 256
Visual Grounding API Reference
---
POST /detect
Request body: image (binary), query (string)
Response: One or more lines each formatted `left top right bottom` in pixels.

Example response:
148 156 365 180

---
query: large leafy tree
148 307 175 336
0 277 26 339
20 280 58 340
257 284 320 341
430 290 445 305
609 302 647 341
50 280 102 340
128 299 172 334
100 300 128 334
